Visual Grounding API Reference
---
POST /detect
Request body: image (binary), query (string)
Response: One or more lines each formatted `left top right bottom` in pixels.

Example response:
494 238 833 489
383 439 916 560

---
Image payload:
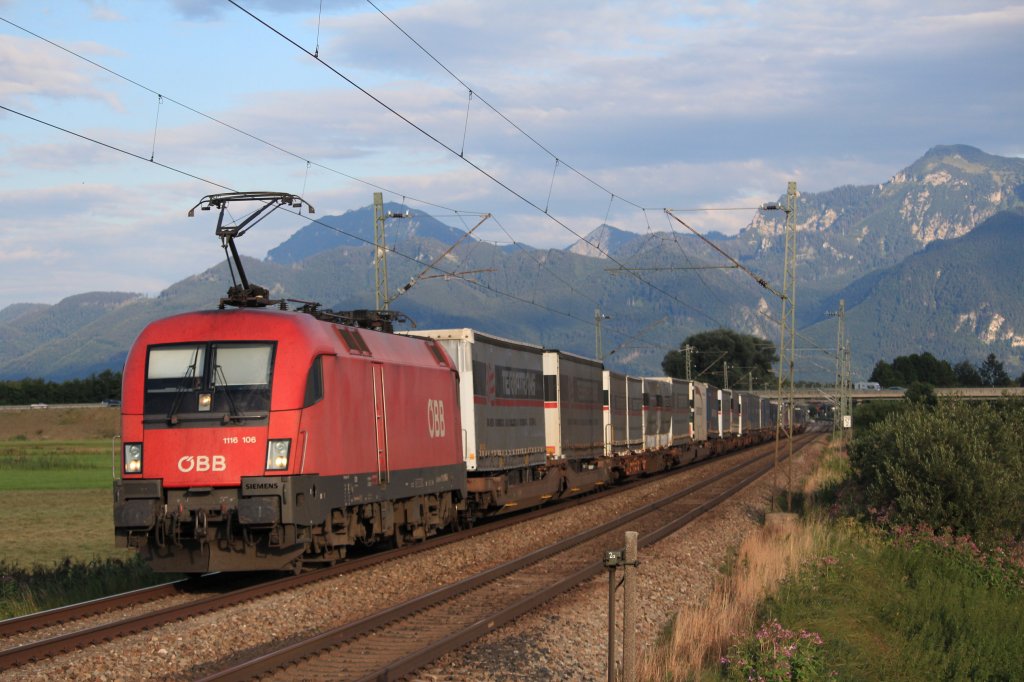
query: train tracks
0 506 554 671
1 433 819 679
206 434 818 681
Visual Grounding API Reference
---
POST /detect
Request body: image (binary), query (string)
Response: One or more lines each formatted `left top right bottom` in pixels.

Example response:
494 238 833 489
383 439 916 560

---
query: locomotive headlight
198 392 212 412
266 439 291 470
123 443 143 475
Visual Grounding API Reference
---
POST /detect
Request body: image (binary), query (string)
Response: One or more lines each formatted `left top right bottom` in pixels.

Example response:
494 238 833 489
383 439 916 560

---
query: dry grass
0 407 126 568
639 442 844 681
0 406 119 441
639 521 828 680
800 442 848 500
0 489 135 568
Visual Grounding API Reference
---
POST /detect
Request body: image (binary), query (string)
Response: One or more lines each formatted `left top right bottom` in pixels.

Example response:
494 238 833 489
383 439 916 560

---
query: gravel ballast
6 435 826 681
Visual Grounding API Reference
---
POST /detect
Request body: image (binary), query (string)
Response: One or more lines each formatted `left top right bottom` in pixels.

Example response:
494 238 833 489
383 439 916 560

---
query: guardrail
751 387 1024 401
0 403 114 411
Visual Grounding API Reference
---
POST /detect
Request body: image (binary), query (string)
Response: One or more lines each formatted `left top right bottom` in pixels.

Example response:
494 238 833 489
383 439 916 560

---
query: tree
0 372 123 405
869 360 900 387
979 353 1012 387
954 360 984 387
870 353 956 387
662 328 777 389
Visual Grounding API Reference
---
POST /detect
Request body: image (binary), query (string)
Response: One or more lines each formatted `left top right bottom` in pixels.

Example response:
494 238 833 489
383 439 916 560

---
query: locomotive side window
425 340 449 367
303 356 324 407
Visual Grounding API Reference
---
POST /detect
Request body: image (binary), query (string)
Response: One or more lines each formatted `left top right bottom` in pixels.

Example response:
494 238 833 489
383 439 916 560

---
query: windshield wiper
166 349 200 425
213 364 245 423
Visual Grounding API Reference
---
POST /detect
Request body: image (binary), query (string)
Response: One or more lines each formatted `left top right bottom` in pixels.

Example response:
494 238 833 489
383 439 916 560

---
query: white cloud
0 34 122 107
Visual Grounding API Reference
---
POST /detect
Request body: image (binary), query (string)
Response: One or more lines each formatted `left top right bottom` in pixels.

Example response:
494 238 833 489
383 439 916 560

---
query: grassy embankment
641 400 1024 681
0 407 166 619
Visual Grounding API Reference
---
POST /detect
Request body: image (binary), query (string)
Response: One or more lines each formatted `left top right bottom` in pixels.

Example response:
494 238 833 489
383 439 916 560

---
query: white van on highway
853 381 881 391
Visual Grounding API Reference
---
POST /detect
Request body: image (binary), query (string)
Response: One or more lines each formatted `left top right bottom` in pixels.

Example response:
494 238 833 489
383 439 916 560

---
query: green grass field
0 410 134 568
0 440 117 490
0 408 173 618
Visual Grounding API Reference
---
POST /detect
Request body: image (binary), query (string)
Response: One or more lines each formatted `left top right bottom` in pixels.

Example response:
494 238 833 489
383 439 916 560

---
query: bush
720 620 831 681
849 399 1024 546
0 556 168 619
850 400 906 432
738 523 1024 682
904 381 936 406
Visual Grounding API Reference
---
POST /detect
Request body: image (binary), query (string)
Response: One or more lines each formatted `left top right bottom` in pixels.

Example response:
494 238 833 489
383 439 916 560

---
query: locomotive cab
114 308 465 572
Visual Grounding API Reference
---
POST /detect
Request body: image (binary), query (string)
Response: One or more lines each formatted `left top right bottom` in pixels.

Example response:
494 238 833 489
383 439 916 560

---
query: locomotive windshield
144 342 275 425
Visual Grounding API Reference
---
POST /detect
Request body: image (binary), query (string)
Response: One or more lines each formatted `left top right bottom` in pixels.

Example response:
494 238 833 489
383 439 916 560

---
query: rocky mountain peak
566 224 638 259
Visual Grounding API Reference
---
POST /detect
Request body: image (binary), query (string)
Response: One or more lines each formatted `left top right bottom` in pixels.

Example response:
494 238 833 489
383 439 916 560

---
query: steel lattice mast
828 299 846 444
373 192 388 310
772 181 798 512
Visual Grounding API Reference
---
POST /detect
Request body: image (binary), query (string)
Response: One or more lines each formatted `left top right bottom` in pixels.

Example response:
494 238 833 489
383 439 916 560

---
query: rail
200 434 817 681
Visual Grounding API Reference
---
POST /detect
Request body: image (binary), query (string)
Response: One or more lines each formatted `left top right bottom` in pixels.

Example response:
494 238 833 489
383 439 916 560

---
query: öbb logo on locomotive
427 398 447 438
111 191 807 574
177 455 227 473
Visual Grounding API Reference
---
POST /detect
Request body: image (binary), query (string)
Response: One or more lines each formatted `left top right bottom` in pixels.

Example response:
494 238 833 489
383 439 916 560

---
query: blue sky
1 0 1022 311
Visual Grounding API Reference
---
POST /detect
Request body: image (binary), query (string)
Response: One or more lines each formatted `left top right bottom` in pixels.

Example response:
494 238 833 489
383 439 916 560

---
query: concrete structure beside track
753 386 1024 402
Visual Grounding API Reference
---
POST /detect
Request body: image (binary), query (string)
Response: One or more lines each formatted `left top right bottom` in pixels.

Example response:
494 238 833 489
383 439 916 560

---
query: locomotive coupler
194 510 209 544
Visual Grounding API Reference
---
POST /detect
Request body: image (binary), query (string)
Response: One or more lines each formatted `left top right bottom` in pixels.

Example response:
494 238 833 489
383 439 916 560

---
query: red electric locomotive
113 193 465 572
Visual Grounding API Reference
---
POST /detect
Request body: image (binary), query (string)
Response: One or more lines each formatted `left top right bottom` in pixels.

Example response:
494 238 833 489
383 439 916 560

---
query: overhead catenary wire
0 15 479 219
2 8 669 355
665 209 784 299
5 9 724 346
228 1 731 330
0 102 607 336
359 1 780 268
48 72 810 373
7 9 831 365
0 104 235 192
8 8 785 351
362 0 643 212
489 215 604 310
356 1 835 361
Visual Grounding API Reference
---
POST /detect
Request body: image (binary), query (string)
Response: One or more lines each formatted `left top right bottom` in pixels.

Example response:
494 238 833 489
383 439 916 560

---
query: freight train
112 192 806 573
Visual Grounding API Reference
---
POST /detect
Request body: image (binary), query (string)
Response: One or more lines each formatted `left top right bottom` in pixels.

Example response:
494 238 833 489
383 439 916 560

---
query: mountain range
2 144 1022 383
